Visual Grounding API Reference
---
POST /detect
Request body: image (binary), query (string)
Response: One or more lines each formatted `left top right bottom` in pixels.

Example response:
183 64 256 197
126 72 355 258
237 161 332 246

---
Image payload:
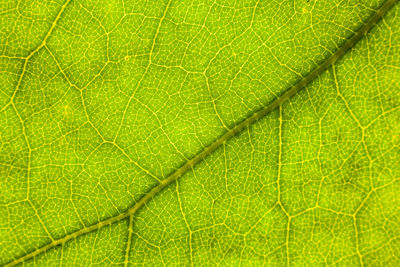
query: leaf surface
0 0 399 266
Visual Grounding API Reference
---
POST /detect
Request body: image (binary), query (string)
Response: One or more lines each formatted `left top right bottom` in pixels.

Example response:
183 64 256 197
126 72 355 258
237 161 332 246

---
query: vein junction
5 0 397 266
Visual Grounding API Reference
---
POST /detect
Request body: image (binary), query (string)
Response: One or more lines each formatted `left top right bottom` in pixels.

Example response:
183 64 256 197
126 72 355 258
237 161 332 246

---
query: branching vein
4 0 397 266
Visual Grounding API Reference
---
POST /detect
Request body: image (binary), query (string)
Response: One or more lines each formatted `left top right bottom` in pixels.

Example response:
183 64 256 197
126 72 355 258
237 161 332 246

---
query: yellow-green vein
4 0 397 266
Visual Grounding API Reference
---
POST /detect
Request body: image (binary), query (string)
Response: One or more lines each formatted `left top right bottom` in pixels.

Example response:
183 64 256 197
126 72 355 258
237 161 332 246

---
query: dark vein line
4 0 397 266
124 214 134 267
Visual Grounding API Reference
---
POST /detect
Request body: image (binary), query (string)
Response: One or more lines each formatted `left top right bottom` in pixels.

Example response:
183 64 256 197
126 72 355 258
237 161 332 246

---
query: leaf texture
0 0 399 266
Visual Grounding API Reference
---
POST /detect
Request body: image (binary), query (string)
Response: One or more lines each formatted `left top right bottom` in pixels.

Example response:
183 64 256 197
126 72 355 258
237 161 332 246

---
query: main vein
5 0 397 266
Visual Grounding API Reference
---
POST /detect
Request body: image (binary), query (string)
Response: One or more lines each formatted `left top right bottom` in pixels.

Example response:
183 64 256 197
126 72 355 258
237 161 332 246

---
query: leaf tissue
0 0 399 266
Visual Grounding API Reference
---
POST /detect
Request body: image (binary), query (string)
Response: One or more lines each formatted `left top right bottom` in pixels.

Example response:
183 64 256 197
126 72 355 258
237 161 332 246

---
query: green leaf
1 0 399 265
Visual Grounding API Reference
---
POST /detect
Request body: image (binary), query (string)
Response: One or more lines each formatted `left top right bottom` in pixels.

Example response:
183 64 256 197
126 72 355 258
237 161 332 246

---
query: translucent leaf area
0 0 399 266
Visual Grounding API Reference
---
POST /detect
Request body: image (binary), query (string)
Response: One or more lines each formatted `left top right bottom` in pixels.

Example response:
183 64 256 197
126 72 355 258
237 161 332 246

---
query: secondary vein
5 0 397 265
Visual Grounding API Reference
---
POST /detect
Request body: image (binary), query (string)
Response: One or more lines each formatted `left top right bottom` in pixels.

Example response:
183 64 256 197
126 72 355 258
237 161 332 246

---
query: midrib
5 0 397 266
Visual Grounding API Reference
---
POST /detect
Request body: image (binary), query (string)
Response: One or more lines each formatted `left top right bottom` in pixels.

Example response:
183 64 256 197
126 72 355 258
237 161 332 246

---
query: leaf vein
4 0 397 266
